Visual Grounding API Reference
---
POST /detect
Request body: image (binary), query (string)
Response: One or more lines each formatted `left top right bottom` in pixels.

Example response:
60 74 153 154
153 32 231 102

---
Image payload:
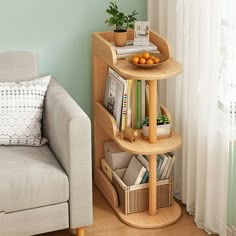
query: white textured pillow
0 76 51 146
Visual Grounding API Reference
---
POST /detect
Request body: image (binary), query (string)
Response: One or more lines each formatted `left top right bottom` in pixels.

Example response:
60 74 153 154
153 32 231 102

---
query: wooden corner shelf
92 30 183 229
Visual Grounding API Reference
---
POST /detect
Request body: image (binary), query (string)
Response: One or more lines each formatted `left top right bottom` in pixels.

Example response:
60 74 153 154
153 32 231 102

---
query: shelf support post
149 80 158 144
148 80 157 215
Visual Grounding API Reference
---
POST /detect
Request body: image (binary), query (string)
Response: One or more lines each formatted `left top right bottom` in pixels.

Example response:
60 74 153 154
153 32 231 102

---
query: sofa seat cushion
0 145 69 213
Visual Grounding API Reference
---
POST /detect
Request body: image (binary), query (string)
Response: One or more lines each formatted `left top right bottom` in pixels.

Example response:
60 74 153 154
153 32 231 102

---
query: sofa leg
76 227 85 236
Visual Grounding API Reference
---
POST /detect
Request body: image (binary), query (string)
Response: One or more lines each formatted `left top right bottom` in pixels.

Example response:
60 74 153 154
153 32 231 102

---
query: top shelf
92 30 182 81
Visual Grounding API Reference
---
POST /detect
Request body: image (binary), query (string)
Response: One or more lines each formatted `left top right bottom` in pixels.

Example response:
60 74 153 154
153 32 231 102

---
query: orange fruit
135 53 143 58
154 57 160 64
132 56 139 64
142 52 150 60
146 59 154 64
150 55 156 60
139 58 146 64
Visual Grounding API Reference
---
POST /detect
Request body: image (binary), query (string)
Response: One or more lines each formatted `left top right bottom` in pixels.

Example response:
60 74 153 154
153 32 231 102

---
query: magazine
104 71 124 130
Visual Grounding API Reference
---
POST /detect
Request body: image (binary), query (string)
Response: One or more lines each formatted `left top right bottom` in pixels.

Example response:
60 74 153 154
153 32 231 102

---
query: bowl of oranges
126 52 168 68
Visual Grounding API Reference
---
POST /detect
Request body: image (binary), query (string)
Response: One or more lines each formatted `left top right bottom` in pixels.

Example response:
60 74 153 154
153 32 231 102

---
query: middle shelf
94 102 182 155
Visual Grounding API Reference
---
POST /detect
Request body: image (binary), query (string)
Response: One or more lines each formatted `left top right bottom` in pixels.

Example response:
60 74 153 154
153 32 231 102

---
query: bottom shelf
95 167 181 229
114 200 181 229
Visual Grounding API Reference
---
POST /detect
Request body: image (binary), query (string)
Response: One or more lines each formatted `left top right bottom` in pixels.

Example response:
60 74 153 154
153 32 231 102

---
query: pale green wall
0 0 147 117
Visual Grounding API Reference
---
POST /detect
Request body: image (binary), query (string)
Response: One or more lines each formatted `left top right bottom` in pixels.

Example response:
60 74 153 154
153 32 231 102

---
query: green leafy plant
142 115 170 127
105 2 138 32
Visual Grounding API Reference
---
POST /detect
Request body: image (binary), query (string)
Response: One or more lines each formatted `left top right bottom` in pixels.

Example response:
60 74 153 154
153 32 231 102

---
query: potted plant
105 2 138 47
142 115 171 138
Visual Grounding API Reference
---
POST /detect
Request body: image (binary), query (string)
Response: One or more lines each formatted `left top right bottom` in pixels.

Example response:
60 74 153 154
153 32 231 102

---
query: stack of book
156 153 176 180
121 153 176 186
112 41 158 59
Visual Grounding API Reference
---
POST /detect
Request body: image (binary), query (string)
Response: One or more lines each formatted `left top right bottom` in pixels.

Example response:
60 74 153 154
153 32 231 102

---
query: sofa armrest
43 78 93 228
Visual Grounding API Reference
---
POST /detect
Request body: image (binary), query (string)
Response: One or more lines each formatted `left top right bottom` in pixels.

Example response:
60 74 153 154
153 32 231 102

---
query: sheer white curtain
222 0 236 234
148 0 231 235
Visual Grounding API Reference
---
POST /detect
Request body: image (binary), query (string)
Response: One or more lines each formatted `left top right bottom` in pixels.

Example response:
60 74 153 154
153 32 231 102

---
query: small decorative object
126 52 168 69
133 21 150 46
142 115 171 138
105 2 138 47
122 127 138 143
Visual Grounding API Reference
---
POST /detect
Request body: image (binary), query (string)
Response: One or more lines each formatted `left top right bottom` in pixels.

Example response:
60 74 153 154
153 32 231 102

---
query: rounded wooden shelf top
115 129 182 155
94 102 182 155
114 200 182 229
115 58 182 81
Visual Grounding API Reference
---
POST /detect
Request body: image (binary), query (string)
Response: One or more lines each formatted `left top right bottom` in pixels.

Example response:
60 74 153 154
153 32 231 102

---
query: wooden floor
39 186 215 236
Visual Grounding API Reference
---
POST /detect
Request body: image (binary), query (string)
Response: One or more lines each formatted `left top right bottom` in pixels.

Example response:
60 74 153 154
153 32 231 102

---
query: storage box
113 169 173 214
104 141 133 170
101 159 113 182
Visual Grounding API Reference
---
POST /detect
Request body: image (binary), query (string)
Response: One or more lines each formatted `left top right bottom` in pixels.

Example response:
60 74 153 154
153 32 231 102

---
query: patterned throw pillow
0 76 51 146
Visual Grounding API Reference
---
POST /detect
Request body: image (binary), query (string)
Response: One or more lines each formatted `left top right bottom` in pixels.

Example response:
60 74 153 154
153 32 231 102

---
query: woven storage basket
113 169 173 214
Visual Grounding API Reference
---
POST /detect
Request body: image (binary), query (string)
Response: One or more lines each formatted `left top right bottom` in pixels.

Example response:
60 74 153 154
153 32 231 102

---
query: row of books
122 153 176 186
156 153 176 181
104 67 161 131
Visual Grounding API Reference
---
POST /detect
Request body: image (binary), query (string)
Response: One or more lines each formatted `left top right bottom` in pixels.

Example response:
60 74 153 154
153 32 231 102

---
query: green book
136 80 142 128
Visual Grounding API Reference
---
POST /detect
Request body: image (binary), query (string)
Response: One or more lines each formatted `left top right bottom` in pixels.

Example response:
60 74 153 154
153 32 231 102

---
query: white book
136 154 149 170
133 37 149 42
157 154 168 180
122 156 147 186
161 154 172 180
113 41 158 55
116 50 160 59
136 155 150 184
165 154 176 179
133 41 150 46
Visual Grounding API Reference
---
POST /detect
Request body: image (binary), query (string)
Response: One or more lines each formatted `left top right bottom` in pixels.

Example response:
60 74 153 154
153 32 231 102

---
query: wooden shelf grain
114 200 181 229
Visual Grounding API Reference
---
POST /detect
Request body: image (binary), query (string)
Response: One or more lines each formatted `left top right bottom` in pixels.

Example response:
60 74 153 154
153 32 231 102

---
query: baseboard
227 225 236 236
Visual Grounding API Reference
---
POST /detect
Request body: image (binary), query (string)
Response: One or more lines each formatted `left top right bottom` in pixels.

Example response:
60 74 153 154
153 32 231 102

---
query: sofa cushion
0 145 69 213
0 76 50 146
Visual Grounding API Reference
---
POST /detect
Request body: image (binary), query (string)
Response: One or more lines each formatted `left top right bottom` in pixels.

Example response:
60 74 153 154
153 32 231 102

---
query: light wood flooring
39 186 216 236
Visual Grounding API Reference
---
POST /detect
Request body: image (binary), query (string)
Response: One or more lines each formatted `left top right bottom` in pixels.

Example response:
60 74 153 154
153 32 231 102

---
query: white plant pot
142 124 171 137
